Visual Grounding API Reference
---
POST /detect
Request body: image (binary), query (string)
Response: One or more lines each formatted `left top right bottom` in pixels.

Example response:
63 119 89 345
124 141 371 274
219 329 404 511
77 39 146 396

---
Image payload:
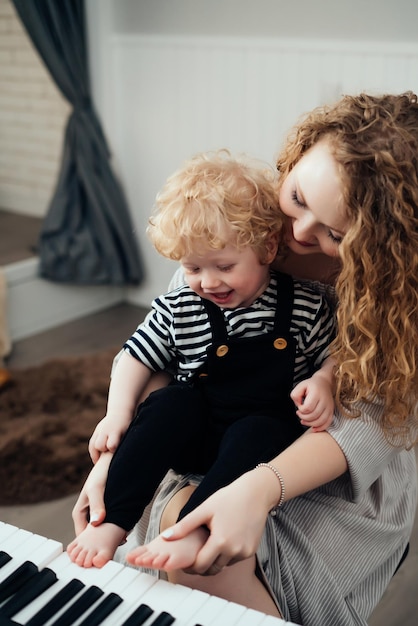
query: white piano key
91 569 160 625
162 588 212 625
35 549 125 586
207 600 248 624
134 577 193 622
42 552 74 575
95 565 155 596
229 607 273 626
98 573 191 626
25 538 63 569
183 593 229 625
0 531 49 583
59 555 125 587
259 615 292 625
0 527 33 553
110 584 212 626
0 522 21 545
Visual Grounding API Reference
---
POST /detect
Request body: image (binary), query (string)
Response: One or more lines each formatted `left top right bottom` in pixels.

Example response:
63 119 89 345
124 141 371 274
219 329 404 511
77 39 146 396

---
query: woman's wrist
256 463 285 509
253 463 285 511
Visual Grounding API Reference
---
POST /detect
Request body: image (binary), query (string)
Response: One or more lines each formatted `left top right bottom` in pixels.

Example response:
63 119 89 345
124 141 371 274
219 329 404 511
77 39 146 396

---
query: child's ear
264 233 279 264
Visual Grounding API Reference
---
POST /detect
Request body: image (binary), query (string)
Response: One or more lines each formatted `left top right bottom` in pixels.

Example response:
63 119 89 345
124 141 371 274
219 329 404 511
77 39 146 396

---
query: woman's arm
264 428 347 505
72 451 113 536
73 370 173 535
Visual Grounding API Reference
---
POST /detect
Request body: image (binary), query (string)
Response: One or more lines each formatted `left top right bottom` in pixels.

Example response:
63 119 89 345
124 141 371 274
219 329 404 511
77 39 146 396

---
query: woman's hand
72 452 113 535
161 469 275 574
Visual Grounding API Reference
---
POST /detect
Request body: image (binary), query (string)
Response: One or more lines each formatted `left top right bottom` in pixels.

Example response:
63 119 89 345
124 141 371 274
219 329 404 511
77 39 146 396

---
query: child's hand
88 415 131 463
291 376 334 432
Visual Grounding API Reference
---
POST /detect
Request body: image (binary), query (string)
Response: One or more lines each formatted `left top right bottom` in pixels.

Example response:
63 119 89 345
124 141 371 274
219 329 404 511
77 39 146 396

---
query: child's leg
67 385 207 567
128 413 299 572
178 413 300 519
103 385 207 529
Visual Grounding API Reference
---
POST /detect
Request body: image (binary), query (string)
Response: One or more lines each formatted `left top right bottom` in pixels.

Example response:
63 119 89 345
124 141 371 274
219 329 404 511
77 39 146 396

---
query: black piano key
48 585 104 626
150 612 176 626
25 579 85 626
119 603 154 625
0 567 57 618
0 561 38 603
77 592 123 626
0 617 19 626
0 551 12 568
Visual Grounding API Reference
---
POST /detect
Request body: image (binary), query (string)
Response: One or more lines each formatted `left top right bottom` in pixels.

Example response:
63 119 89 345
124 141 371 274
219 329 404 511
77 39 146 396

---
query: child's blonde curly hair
147 150 284 264
277 92 418 446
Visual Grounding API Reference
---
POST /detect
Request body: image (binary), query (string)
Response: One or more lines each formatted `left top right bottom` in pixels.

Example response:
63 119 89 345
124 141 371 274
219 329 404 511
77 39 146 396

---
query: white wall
112 0 418 42
86 0 418 307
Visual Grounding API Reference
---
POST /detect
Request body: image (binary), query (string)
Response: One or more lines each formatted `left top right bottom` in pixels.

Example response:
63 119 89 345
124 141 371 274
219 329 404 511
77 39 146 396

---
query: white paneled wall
107 35 418 305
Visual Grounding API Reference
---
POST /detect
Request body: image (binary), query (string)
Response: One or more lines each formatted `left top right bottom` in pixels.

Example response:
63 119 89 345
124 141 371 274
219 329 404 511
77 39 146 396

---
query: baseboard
3 258 126 341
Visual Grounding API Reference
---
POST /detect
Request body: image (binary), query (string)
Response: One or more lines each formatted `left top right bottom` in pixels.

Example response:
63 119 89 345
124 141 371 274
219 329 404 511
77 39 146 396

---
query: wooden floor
1 211 417 624
7 302 148 369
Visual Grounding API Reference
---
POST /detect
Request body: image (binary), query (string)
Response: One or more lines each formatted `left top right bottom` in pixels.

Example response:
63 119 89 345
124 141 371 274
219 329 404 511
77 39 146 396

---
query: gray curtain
12 0 143 285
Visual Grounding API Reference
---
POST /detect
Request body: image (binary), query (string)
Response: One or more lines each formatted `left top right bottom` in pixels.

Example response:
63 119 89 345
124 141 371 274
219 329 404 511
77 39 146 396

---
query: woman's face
279 140 348 257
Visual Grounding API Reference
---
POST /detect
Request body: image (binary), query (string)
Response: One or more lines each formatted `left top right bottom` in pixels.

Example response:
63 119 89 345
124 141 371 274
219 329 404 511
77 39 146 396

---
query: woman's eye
291 189 306 208
327 230 343 244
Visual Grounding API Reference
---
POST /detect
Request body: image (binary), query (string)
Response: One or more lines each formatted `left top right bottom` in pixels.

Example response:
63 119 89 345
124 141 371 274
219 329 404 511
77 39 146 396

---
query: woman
72 92 418 625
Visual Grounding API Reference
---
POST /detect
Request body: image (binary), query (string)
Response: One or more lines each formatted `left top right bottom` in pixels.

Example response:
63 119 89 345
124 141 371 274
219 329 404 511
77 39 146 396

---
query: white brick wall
0 0 70 218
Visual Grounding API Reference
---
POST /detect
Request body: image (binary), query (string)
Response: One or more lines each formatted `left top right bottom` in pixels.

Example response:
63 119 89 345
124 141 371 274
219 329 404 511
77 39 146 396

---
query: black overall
104 272 305 531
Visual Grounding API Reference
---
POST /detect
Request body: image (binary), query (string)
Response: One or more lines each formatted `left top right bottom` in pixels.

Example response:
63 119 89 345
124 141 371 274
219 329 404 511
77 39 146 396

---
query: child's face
181 243 273 309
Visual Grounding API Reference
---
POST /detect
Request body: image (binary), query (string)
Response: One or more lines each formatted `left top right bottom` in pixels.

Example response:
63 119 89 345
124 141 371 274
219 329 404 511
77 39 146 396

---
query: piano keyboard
0 522 298 626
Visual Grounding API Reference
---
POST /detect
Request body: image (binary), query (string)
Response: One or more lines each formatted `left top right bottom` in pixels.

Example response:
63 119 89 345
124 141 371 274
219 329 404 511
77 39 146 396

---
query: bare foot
67 522 126 568
126 526 209 571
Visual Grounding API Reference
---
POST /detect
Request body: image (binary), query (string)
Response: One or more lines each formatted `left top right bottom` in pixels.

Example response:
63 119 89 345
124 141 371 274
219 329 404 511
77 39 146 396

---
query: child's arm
290 356 335 432
88 351 152 463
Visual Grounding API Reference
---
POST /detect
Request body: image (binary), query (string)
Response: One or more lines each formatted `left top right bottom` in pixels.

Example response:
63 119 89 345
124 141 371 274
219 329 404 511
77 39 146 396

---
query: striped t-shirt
124 271 335 385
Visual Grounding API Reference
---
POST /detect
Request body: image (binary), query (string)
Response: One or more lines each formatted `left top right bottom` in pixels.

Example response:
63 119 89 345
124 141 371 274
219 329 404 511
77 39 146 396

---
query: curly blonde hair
147 150 284 264
277 92 418 446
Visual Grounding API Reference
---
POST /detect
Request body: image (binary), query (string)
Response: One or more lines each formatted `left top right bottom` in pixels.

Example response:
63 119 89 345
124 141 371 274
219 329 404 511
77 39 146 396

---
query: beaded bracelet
256 462 285 511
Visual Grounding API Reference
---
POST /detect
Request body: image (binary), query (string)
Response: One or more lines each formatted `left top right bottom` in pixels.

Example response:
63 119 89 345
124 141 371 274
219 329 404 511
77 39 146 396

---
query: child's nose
201 271 220 289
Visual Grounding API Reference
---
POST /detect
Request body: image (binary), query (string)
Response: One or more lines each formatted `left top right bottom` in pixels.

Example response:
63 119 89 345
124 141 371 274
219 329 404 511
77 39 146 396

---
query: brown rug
0 348 118 505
